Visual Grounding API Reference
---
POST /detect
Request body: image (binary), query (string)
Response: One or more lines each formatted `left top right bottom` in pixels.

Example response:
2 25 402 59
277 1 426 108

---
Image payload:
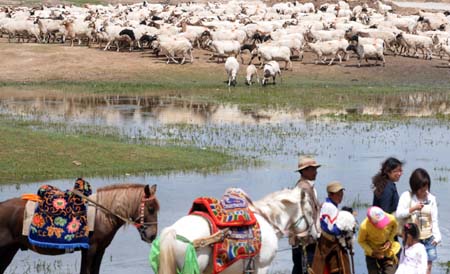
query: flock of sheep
2 0 450 86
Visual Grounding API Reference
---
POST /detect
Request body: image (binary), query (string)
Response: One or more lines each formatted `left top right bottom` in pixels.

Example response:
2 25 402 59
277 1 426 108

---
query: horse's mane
256 187 301 205
96 183 159 226
253 187 302 225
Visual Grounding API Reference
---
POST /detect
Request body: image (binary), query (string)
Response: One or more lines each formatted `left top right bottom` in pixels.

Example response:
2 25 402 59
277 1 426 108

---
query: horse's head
335 210 358 251
136 184 159 243
255 188 319 240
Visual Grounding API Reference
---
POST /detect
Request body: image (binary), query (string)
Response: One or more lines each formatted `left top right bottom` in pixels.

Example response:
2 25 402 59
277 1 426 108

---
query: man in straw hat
311 181 352 274
290 156 322 274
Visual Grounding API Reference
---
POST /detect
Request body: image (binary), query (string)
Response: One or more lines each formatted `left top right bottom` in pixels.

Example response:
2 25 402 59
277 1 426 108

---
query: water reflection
1 93 450 128
1 94 450 274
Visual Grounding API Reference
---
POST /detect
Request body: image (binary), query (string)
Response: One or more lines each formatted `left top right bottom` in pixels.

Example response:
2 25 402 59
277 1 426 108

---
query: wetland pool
1 94 449 274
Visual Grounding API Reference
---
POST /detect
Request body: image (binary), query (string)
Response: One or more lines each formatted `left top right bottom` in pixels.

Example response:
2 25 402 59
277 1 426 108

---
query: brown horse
0 182 159 274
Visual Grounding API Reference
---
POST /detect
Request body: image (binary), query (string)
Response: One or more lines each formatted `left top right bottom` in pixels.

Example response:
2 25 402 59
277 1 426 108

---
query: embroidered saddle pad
28 178 92 249
189 188 262 274
189 188 257 227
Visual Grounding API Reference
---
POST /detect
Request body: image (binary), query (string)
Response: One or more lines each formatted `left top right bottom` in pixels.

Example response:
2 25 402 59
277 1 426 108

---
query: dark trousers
365 256 396 274
292 244 316 274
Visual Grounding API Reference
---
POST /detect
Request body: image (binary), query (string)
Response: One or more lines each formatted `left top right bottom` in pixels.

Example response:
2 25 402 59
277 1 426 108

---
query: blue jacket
372 181 399 214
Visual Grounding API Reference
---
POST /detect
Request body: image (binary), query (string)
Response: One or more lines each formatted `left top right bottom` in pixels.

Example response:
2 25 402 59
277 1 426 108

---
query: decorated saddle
189 188 262 274
27 178 92 249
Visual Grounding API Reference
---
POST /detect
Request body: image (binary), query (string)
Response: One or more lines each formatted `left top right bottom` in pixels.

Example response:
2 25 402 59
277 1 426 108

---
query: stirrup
244 257 255 274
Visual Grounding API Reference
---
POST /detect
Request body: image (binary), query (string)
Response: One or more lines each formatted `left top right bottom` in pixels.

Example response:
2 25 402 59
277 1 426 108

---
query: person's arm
388 216 398 241
319 202 341 236
430 195 441 244
395 191 411 219
418 244 428 274
357 223 373 256
391 186 399 213
377 185 393 213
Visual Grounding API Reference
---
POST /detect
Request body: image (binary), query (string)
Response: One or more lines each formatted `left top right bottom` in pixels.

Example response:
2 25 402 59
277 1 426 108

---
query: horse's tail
159 227 178 274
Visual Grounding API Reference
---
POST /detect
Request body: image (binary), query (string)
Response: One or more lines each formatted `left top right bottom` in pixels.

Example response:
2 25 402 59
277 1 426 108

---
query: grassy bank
1 79 448 112
0 117 234 184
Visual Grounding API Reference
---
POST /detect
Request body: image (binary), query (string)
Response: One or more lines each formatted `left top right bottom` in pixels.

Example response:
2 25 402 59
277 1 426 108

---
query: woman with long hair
372 157 404 214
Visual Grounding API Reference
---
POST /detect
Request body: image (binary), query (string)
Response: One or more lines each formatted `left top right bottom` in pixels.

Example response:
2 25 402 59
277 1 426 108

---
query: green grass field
0 117 235 184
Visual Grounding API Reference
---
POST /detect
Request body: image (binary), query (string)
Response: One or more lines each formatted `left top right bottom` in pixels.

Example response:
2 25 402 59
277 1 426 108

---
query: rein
72 189 157 228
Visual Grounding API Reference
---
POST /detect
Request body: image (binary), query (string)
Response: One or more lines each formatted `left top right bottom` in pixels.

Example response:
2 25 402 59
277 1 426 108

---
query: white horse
155 187 320 274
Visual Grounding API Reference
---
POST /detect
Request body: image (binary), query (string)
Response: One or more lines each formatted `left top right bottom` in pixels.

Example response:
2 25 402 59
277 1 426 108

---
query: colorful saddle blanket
28 178 92 249
189 188 261 274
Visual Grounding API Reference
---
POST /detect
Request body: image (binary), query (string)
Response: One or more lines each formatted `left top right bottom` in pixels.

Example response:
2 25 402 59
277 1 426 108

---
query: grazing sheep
346 43 385 67
262 61 282 86
245 64 259 85
225 56 239 86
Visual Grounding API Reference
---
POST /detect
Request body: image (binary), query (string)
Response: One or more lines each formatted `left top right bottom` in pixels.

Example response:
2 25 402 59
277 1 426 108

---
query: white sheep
307 39 349 65
98 23 134 52
435 43 450 66
376 0 393 14
335 210 357 249
225 56 240 86
251 45 292 70
304 28 345 42
158 36 194 64
205 39 242 63
346 43 385 67
245 64 259 85
396 32 433 59
262 61 282 86
265 37 305 60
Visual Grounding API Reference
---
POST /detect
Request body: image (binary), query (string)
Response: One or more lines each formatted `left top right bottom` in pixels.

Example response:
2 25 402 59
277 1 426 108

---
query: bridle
72 189 158 230
133 195 158 234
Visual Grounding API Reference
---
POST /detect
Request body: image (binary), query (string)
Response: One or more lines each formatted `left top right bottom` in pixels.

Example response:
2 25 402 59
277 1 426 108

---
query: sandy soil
1 37 450 91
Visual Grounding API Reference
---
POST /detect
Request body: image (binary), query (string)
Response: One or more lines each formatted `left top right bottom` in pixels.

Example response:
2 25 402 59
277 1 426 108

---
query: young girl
396 168 441 274
395 223 427 274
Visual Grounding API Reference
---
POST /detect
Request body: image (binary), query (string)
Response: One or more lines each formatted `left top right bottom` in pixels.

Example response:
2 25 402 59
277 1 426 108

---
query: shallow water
1 95 449 274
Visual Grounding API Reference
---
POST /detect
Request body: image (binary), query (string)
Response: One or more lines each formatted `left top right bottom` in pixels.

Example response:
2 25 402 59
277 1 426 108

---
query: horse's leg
255 266 270 274
90 246 106 274
80 248 92 274
0 244 19 273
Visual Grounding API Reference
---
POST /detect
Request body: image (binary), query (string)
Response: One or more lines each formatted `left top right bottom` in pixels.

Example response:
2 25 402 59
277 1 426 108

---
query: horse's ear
150 184 157 195
144 184 157 197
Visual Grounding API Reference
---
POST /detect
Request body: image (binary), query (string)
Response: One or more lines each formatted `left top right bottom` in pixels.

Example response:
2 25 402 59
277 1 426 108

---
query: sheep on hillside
262 61 282 86
346 43 385 67
225 56 239 86
245 64 259 85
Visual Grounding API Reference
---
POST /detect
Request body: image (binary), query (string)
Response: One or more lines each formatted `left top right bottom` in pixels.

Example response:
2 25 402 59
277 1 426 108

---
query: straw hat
296 156 321 172
367 206 391 229
326 181 345 193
